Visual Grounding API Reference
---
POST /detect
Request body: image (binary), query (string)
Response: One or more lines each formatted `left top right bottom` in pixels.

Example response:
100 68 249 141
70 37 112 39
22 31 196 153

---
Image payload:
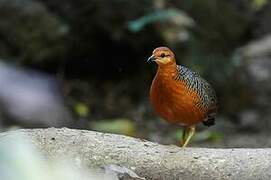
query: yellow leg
180 127 187 146
180 126 195 147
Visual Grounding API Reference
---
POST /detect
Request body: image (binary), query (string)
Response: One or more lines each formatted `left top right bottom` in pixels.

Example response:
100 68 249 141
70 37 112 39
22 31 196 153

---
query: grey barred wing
176 65 218 125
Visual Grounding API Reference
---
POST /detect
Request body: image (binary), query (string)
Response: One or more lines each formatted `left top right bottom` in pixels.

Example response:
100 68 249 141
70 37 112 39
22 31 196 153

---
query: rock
104 164 145 180
238 34 271 107
0 61 72 127
239 34 271 59
0 133 117 180
2 128 271 180
238 110 260 131
233 34 271 130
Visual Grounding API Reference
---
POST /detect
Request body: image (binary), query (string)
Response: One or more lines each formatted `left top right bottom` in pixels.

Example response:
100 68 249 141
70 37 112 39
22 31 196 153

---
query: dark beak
147 55 156 62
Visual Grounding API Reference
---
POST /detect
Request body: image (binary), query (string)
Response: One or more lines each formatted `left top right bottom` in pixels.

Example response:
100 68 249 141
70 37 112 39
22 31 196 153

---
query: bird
148 47 217 147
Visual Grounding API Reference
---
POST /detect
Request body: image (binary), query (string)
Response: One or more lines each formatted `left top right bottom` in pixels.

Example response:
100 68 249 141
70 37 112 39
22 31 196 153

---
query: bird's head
147 47 176 66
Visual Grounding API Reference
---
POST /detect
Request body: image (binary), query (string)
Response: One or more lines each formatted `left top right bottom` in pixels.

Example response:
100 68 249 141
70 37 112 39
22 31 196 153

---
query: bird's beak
147 55 156 62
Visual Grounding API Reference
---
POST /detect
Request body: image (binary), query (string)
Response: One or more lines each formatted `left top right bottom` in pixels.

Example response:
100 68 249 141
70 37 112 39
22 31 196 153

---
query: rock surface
0 62 72 127
1 128 271 180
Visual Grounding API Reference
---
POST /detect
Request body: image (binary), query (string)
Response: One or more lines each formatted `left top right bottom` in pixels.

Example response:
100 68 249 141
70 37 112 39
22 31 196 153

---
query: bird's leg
181 126 196 147
180 127 187 146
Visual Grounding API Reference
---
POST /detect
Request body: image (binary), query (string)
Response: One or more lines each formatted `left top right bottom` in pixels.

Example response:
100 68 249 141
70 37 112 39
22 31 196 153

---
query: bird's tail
202 117 215 127
203 106 217 127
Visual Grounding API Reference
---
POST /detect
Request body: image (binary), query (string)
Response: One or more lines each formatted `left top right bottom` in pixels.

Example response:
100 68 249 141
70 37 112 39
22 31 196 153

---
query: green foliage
251 0 269 9
174 129 223 143
181 0 251 54
193 130 224 142
90 118 136 136
0 0 68 64
128 9 194 32
74 102 89 117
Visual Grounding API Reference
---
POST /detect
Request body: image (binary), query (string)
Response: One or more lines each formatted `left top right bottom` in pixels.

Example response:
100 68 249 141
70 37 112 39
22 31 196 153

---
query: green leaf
90 118 136 136
193 130 224 142
74 102 89 117
174 129 223 143
128 9 194 32
251 0 268 10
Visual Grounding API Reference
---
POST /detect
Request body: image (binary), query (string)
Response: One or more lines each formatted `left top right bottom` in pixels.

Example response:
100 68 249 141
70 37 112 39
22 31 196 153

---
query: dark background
0 0 271 147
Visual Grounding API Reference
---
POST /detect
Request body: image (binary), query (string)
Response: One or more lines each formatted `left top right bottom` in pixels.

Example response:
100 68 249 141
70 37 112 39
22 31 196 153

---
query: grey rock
233 34 271 130
0 62 72 127
238 110 260 131
1 128 271 180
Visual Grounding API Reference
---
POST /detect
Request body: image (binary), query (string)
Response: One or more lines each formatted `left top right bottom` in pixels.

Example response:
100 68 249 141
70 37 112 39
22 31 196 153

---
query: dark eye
160 53 165 58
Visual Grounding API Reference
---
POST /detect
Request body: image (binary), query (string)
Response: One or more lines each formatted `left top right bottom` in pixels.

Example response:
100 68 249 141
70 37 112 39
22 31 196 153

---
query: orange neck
157 62 177 78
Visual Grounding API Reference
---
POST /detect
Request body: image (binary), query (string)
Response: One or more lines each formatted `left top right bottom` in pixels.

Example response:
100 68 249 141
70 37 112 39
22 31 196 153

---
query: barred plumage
175 65 217 125
148 46 218 147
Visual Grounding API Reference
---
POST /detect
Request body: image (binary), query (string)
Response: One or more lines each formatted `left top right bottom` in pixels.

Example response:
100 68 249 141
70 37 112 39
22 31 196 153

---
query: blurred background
0 0 271 147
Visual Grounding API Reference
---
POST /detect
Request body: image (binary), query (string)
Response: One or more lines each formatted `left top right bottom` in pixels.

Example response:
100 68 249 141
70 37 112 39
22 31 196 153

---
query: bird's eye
160 53 166 58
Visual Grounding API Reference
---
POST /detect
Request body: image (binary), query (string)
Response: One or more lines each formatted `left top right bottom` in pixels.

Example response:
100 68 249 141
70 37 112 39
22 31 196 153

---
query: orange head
147 47 176 66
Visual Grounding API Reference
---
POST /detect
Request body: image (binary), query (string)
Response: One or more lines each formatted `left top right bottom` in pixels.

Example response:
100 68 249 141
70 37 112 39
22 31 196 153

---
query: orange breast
150 72 207 126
